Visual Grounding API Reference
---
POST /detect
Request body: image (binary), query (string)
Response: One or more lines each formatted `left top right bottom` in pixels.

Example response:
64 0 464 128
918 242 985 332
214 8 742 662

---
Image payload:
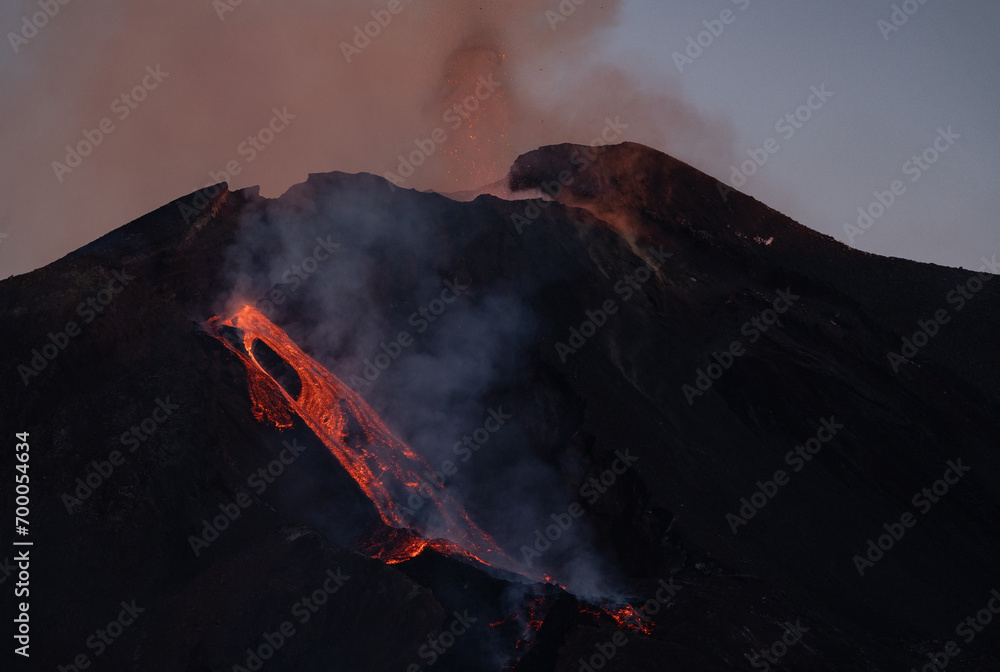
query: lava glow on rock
206 305 527 575
205 305 654 650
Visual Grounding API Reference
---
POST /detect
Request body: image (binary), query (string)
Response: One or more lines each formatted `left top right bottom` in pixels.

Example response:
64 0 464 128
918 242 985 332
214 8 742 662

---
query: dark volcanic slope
1 142 998 671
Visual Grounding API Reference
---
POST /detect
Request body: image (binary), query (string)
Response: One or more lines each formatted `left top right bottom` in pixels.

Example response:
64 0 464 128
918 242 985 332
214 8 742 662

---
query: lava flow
206 305 657 653
205 305 530 576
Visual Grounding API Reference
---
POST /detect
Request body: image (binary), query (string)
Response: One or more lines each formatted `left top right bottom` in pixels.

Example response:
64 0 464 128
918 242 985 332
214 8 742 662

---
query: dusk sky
1 0 997 278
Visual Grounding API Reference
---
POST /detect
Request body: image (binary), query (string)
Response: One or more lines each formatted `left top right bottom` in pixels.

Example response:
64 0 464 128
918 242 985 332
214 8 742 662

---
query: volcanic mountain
2 142 999 671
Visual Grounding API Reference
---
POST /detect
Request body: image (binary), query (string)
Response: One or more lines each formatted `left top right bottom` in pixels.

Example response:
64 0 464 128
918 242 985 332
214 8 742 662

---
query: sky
0 0 997 278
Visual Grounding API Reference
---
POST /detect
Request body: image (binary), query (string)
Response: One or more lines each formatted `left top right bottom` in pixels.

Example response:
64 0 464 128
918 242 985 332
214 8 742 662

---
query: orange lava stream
206 305 654 648
206 305 526 575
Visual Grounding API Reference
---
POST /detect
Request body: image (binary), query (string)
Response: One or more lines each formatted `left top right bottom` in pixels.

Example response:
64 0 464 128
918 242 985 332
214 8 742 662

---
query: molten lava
206 305 526 575
207 305 656 656
579 603 655 636
607 605 655 636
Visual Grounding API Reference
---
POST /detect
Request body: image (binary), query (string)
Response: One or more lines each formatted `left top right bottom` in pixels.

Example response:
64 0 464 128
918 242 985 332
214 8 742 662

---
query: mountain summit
2 142 998 671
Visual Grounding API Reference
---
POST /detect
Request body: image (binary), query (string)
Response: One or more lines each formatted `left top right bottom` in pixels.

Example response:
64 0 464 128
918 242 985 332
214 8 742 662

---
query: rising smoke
4 0 732 595
212 164 629 597
0 0 735 277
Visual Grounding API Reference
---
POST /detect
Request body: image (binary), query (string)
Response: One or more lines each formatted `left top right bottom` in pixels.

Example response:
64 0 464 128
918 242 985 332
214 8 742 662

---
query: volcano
2 141 999 671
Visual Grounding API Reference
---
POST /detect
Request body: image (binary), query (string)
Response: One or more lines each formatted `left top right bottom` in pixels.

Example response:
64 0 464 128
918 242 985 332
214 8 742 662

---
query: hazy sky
1 0 997 278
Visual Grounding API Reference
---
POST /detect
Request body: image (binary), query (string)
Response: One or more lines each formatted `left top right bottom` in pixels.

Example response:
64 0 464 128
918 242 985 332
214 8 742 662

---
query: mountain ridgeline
1 142 998 670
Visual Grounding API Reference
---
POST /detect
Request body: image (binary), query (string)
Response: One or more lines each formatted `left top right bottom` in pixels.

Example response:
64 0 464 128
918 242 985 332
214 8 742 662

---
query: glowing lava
206 305 657 652
206 305 528 575
606 605 655 636
580 603 655 636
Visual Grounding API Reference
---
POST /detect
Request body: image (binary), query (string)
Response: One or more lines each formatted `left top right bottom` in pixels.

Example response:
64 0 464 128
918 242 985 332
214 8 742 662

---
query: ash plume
0 0 736 276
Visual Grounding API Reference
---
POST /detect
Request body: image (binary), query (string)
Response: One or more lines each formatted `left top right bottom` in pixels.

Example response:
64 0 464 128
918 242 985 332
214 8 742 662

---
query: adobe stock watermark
578 577 684 671
878 0 933 41
12 551 29 657
61 397 181 514
347 276 470 392
406 610 478 670
7 0 73 54
843 126 959 245
17 268 135 386
544 0 592 31
511 116 630 234
188 438 309 557
719 85 834 202
400 406 513 518
231 568 350 672
56 599 145 671
207 107 296 184
341 0 412 63
213 0 246 21
254 236 341 318
51 66 170 183
246 439 310 495
906 588 1000 672
672 0 752 73
726 416 844 534
578 631 629 672
851 458 970 577
520 449 639 567
747 620 810 671
383 75 503 190
177 107 296 224
682 288 799 405
887 255 997 373
555 246 672 363
178 183 226 224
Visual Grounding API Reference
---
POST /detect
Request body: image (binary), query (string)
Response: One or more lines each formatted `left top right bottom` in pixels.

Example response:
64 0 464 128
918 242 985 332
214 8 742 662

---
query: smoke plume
0 0 735 276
